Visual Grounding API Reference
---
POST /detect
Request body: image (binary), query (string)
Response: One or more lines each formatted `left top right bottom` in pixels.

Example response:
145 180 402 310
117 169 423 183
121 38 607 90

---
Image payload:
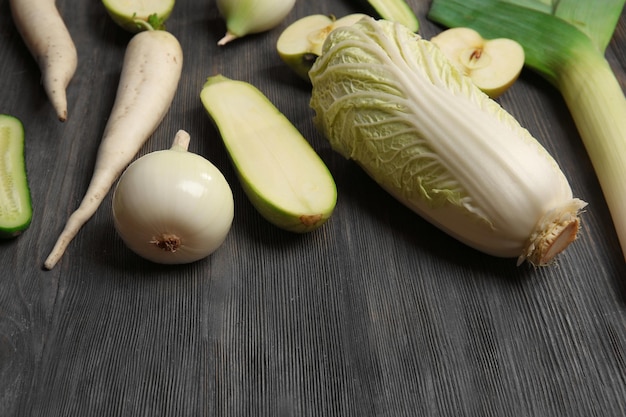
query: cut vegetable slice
0 114 32 238
200 75 337 233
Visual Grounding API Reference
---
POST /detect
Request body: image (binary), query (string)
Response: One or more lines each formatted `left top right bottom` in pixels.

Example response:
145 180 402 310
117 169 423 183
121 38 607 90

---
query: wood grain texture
1 0 625 416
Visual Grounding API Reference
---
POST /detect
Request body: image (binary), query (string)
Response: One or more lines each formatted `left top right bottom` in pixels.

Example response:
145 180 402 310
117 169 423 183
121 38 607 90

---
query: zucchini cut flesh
0 114 32 238
200 75 337 233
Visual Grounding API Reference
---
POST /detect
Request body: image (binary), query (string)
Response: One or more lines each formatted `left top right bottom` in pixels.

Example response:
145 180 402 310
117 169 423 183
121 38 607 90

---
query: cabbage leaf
308 17 586 264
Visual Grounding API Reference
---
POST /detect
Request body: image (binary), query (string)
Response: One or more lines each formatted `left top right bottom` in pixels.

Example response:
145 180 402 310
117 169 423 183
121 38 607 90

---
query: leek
428 0 626 261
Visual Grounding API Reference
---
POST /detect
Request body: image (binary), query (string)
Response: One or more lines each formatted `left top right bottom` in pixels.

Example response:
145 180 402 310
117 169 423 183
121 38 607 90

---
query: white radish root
10 0 78 122
44 30 183 269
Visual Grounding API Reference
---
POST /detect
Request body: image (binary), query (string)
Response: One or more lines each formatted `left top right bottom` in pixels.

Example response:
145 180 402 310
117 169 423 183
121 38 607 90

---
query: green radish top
200 74 337 233
0 114 32 238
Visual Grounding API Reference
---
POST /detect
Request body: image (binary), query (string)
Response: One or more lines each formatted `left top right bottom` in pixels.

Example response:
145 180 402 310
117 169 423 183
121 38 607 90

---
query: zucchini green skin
0 114 32 238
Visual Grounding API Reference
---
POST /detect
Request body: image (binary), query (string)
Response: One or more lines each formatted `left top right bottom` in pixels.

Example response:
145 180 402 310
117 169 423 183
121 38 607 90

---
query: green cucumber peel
0 114 32 238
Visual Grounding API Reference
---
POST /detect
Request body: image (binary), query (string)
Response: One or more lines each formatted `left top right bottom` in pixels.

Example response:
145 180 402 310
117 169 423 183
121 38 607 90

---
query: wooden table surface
1 0 625 416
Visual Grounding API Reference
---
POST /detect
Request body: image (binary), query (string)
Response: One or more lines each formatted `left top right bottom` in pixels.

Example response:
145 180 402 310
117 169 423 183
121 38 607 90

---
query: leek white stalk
429 0 626 262
112 130 234 264
217 0 296 45
309 17 587 266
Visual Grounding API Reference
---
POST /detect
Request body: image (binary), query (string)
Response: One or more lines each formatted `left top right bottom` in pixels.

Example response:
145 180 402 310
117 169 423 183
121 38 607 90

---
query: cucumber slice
200 75 337 233
101 0 175 32
0 114 32 238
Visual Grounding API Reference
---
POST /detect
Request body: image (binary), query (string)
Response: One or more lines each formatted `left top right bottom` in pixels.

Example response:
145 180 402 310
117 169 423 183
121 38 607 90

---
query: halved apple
430 27 525 98
277 13 368 81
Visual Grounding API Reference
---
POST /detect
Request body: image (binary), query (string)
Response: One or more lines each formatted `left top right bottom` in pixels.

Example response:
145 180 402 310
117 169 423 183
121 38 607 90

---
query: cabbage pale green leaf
309 17 586 265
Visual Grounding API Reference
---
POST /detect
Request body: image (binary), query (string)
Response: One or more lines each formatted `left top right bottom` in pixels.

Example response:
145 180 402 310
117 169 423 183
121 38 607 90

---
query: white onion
112 130 234 264
216 0 296 45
